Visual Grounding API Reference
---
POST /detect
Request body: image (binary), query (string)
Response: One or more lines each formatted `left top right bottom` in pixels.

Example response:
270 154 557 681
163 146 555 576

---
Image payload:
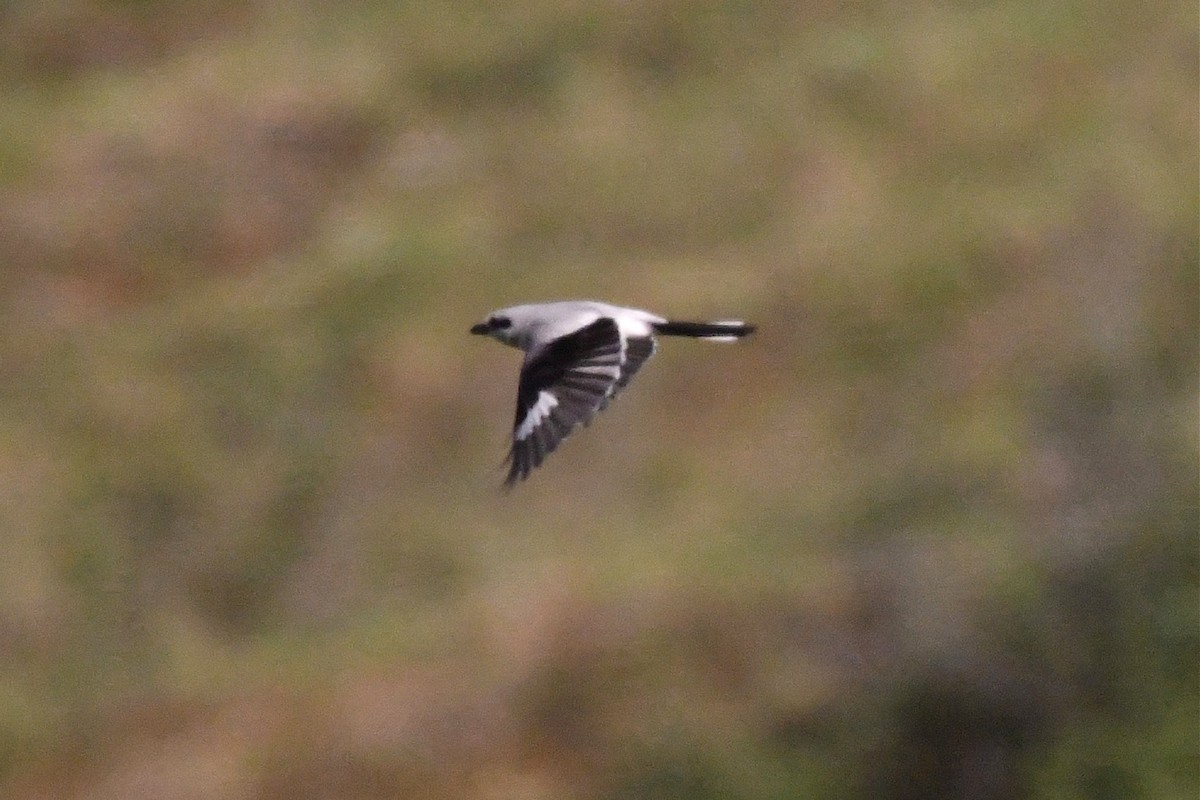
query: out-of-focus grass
0 1 1195 798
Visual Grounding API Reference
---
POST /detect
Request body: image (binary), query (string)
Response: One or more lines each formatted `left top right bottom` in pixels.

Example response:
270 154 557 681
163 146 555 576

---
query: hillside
0 2 1195 798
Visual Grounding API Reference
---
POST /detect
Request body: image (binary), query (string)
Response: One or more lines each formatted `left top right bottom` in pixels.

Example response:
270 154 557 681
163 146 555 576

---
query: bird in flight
470 300 755 486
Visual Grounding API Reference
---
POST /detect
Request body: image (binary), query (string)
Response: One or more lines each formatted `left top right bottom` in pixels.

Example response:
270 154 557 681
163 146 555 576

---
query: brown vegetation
0 1 1195 798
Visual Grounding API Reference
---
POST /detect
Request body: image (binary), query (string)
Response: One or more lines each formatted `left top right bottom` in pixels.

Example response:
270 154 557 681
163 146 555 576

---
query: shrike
470 300 755 486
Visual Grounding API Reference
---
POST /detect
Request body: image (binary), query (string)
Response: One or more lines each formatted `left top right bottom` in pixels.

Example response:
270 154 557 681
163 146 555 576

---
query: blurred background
0 1 1195 798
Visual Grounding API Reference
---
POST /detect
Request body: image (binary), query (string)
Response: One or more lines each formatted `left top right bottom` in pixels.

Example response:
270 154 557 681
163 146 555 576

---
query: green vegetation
0 1 1195 798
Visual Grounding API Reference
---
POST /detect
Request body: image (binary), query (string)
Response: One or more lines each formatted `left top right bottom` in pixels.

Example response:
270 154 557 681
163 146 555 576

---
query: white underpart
516 390 559 441
613 315 655 339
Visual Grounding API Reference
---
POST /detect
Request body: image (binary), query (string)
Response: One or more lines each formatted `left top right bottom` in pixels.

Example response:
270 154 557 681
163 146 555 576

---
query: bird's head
470 312 517 345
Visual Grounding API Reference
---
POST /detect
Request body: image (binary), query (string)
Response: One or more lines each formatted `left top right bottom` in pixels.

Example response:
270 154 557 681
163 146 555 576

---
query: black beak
470 323 489 335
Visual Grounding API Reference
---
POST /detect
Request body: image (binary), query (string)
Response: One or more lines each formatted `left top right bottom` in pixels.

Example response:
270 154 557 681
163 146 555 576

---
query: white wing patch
515 390 559 441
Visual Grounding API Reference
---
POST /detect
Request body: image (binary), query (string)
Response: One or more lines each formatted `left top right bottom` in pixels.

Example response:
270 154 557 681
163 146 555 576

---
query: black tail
652 320 755 340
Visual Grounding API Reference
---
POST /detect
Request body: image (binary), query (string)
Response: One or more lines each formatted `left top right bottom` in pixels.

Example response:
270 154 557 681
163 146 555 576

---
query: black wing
597 334 656 412
506 317 626 486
